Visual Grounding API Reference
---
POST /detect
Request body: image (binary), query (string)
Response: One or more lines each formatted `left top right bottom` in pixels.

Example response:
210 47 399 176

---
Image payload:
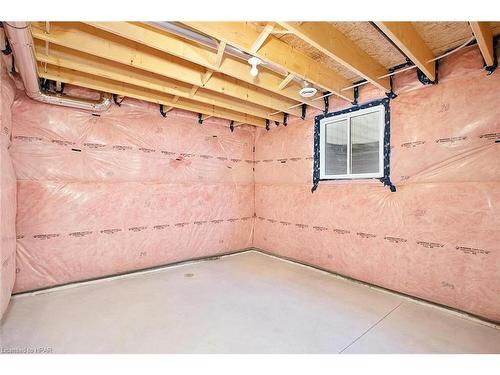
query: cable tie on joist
301 104 307 120
283 113 288 127
265 119 270 131
198 113 203 125
230 120 234 132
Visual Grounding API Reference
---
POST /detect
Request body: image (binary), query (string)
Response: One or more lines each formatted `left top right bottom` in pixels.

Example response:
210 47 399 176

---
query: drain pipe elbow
4 22 111 113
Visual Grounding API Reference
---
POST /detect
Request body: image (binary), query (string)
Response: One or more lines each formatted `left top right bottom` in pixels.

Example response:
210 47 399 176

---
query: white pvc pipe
3 22 111 112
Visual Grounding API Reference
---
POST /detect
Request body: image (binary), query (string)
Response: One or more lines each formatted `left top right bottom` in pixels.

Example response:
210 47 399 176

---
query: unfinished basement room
1 2 500 366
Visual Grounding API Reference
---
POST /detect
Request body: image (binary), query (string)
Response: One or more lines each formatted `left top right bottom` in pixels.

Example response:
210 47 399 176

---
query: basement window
319 104 385 180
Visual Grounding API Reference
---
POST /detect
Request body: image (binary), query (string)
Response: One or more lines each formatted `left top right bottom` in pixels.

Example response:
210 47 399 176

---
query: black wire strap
484 36 499 75
1 38 12 55
159 104 168 117
113 94 124 107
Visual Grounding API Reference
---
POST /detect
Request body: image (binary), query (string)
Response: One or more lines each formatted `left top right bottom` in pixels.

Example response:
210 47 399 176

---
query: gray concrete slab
1 251 499 353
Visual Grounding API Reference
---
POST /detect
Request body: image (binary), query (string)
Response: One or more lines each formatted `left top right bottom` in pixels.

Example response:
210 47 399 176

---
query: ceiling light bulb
250 65 259 77
248 56 261 77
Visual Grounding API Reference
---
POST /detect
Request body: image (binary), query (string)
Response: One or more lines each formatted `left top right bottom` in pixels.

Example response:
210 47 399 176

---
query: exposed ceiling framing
25 21 499 127
183 22 355 101
374 22 437 82
469 22 495 67
277 22 391 92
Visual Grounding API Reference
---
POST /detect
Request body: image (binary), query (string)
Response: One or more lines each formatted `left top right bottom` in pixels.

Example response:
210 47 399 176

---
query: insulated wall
0 57 17 318
10 87 255 293
254 47 500 322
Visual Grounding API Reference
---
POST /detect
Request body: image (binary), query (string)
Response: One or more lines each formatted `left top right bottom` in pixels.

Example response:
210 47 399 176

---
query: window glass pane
325 119 348 175
350 111 381 174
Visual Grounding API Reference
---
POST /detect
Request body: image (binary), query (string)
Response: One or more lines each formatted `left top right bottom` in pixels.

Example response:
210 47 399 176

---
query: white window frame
319 104 385 180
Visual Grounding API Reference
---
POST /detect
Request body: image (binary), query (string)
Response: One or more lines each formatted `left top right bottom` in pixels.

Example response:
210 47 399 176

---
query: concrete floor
1 251 499 354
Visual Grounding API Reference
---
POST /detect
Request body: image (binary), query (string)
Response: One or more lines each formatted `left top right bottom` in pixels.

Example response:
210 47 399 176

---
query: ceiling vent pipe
3 22 111 112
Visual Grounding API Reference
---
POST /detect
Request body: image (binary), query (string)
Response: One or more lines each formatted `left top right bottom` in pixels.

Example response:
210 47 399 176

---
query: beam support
375 22 436 82
189 85 199 97
201 69 214 85
469 22 495 67
278 22 391 92
162 96 180 113
278 73 295 90
214 41 226 68
251 23 274 53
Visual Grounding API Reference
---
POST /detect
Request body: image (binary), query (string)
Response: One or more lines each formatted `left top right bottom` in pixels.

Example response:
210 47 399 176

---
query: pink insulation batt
0 44 499 322
254 46 500 322
10 89 255 294
0 57 17 317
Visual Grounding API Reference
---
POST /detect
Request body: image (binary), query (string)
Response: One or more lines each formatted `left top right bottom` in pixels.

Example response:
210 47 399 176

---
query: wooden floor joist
182 22 354 101
38 63 267 127
26 20 494 128
278 22 391 92
30 22 308 118
469 22 495 67
375 22 436 82
83 22 323 111
33 41 285 123
214 41 227 68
